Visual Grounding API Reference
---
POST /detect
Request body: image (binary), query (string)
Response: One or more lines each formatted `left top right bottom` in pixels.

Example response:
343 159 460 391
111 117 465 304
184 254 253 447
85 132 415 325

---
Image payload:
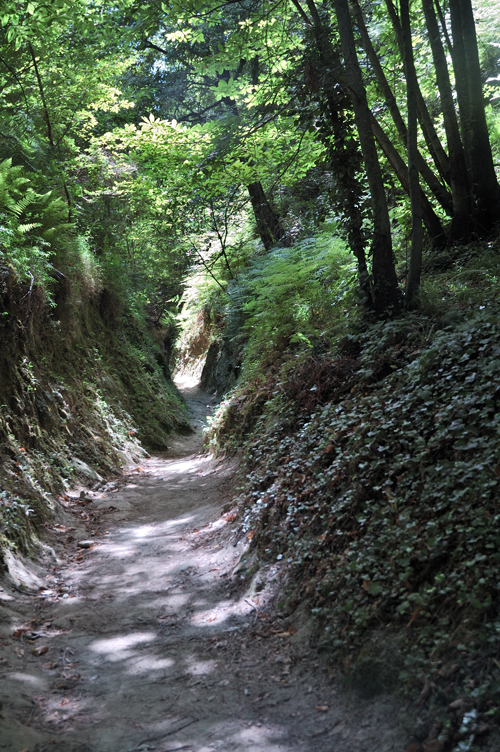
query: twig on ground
126 718 197 752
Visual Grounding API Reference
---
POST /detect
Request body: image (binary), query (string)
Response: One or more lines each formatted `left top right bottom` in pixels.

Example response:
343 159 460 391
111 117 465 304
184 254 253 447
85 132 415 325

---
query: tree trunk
370 116 446 249
449 0 500 234
446 0 471 156
385 0 451 187
247 181 283 250
334 0 400 315
421 0 472 240
292 0 373 304
401 0 423 307
351 0 453 217
29 43 72 220
325 95 373 306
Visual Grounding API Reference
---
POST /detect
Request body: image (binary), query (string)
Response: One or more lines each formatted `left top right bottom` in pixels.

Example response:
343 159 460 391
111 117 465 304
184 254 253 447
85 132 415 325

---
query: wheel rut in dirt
0 387 408 752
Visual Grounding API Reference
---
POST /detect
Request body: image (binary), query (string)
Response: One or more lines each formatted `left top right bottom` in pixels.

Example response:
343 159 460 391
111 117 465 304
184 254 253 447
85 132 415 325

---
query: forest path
0 385 408 752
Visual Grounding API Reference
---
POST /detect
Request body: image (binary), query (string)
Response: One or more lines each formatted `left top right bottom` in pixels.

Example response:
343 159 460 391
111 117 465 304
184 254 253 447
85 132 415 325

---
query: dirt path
0 387 409 752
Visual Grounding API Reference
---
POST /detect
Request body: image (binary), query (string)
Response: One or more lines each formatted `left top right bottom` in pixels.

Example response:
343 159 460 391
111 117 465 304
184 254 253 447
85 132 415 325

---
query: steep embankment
0 386 409 752
208 307 500 751
0 273 188 572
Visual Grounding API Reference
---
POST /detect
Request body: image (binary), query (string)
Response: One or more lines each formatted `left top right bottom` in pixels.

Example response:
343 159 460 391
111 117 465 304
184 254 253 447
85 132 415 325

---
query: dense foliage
1 0 499 319
1 1 500 743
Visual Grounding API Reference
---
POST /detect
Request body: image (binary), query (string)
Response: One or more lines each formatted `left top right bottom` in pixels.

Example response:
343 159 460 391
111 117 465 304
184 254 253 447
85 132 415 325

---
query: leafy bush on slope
213 308 500 723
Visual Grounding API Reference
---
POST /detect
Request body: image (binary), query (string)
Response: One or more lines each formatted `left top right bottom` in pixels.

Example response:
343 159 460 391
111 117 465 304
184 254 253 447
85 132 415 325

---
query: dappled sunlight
184 657 217 676
164 457 209 475
125 654 176 675
229 723 293 750
173 373 200 390
90 632 157 660
191 596 254 628
7 672 47 689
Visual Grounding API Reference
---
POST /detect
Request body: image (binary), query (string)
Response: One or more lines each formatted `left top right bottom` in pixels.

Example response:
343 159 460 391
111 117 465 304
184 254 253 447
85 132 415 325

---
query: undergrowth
202 239 500 748
175 222 357 383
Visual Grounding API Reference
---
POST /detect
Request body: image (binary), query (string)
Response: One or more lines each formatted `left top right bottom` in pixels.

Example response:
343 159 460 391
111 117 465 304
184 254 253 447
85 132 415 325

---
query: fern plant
238 225 357 357
0 158 31 215
0 157 74 295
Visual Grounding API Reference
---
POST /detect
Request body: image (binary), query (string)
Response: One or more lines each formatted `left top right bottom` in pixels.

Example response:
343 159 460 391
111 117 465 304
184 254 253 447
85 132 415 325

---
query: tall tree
333 0 400 314
421 0 472 240
350 0 452 220
449 0 500 234
384 0 452 187
400 0 423 306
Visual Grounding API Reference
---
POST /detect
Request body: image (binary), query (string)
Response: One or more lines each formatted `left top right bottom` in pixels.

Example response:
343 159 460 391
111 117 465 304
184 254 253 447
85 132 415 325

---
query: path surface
0 387 409 752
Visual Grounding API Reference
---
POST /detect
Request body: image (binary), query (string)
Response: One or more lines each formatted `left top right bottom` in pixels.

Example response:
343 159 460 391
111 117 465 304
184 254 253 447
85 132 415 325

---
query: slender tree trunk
325 95 373 305
29 44 72 220
350 0 453 217
421 0 471 240
446 0 471 154
291 0 373 304
449 0 500 234
334 0 400 314
385 0 451 187
401 0 423 307
370 117 445 248
247 181 283 250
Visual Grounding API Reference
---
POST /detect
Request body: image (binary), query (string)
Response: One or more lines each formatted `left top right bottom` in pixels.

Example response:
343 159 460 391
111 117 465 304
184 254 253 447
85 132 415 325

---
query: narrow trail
0 387 408 752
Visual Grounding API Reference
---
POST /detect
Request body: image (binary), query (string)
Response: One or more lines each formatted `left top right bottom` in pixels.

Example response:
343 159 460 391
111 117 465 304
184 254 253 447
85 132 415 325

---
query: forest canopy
0 0 499 320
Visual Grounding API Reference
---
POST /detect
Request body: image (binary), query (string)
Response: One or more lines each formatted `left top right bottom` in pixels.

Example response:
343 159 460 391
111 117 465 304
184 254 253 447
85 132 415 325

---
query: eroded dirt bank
0 387 409 752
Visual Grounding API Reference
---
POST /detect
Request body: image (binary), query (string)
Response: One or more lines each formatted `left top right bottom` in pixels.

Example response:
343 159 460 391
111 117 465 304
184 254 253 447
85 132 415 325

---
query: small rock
77 540 94 549
70 457 103 482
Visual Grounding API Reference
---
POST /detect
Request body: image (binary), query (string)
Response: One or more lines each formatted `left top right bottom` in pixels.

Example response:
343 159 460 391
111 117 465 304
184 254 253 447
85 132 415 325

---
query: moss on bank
0 271 188 561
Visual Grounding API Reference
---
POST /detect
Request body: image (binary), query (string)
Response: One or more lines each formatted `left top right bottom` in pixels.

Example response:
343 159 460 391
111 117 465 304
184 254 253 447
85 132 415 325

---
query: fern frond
9 189 38 218
18 222 43 234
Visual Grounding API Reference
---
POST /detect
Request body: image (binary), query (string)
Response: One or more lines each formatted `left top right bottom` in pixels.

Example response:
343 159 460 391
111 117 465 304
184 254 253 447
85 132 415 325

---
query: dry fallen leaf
13 620 35 638
315 705 329 712
32 645 49 656
60 698 70 706
407 605 422 627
